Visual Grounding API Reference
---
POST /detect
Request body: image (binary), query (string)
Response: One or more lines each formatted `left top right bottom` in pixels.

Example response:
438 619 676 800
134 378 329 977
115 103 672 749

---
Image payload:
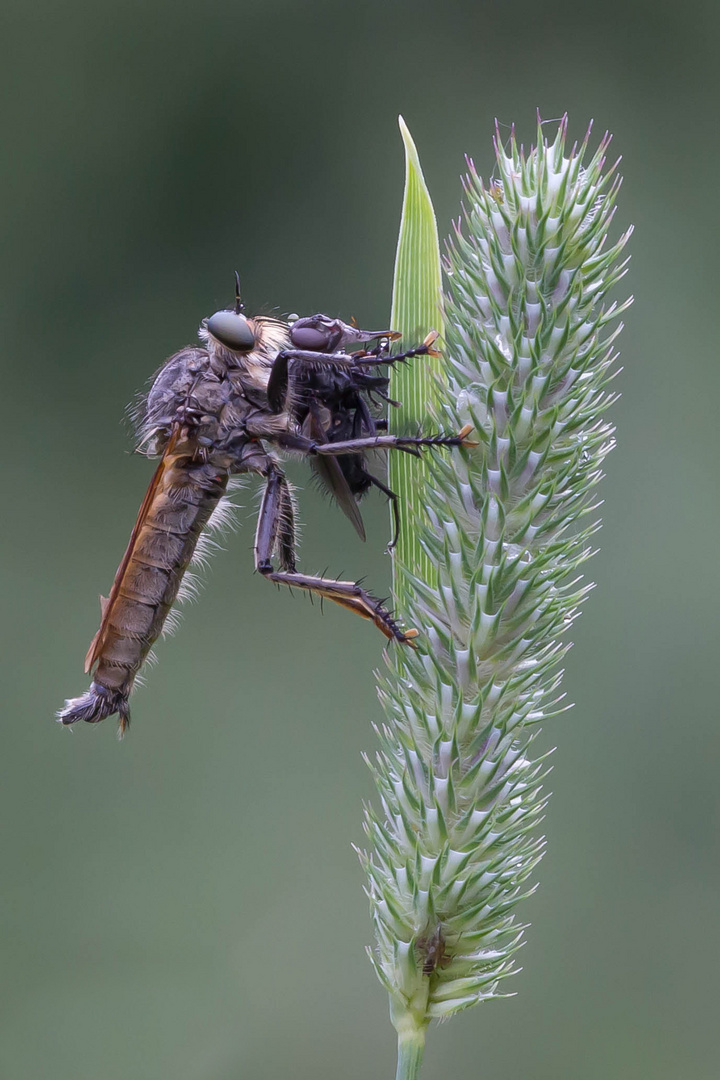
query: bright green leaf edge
389 116 444 603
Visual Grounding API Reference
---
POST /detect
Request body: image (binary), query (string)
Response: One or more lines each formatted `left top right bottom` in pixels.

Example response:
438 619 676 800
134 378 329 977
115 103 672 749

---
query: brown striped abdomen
94 455 228 695
58 454 228 732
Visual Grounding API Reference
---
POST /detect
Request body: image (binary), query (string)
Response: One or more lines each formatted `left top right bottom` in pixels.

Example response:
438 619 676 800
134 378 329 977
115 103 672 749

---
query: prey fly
58 278 473 734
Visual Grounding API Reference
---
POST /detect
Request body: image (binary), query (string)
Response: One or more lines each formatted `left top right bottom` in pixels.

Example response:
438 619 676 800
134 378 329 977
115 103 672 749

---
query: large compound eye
206 310 256 351
290 325 332 351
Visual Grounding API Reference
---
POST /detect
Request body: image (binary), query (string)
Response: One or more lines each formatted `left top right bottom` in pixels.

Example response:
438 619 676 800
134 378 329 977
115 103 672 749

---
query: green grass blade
389 117 444 601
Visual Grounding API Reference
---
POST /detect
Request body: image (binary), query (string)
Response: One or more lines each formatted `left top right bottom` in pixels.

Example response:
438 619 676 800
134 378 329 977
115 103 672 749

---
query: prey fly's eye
290 316 344 352
290 325 332 351
206 310 256 351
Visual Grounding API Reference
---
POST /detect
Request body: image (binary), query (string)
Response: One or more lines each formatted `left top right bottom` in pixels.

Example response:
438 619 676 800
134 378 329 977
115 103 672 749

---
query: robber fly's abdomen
59 455 228 731
96 455 228 687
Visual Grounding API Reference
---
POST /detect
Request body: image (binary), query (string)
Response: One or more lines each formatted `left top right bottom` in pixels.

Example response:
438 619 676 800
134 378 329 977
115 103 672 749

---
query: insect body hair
57 682 131 733
168 490 244 630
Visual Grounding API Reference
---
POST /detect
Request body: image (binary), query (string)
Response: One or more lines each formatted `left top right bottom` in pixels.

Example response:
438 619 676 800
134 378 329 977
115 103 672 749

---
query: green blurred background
1 0 717 1077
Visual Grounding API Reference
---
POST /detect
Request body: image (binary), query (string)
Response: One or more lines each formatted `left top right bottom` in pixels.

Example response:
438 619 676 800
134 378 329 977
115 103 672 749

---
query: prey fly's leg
276 331 440 374
365 472 401 552
350 331 440 368
275 425 475 459
312 426 475 456
254 466 415 644
266 332 439 413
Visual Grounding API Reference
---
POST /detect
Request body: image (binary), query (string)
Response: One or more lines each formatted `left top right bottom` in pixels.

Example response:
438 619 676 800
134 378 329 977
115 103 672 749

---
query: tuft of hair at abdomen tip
57 682 131 736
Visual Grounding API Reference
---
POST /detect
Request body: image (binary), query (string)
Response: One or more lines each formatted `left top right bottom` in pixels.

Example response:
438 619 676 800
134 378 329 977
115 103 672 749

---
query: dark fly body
268 314 439 548
58 280 473 734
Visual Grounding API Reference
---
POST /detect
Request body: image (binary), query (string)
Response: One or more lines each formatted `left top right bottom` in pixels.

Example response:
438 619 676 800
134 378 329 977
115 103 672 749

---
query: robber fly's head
289 314 401 354
202 272 257 353
204 309 256 351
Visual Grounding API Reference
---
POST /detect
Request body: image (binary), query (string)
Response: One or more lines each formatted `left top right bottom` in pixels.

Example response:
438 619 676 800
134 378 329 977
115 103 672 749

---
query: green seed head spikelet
359 115 632 1043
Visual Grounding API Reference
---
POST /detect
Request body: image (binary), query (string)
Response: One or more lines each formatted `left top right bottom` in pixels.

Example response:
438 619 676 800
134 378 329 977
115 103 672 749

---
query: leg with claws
267 331 439 413
349 331 440 369
274 425 476 459
254 466 416 644
366 471 401 551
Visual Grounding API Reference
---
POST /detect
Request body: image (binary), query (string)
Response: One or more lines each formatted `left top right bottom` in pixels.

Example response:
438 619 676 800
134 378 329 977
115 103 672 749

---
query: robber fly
58 277 473 734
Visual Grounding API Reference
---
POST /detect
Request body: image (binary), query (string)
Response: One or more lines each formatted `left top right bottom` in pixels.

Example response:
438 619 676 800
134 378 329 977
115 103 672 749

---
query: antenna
234 271 244 314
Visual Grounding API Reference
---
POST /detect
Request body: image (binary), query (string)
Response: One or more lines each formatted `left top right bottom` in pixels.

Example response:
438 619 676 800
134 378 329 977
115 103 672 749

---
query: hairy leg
274 424 475 458
267 332 439 413
254 467 416 644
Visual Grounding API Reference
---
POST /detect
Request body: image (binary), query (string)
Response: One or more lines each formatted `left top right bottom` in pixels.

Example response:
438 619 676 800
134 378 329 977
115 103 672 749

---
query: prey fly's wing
303 404 366 541
84 427 181 674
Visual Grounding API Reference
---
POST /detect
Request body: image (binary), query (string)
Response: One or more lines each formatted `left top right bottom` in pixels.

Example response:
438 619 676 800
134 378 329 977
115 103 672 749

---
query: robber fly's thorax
139 314 292 461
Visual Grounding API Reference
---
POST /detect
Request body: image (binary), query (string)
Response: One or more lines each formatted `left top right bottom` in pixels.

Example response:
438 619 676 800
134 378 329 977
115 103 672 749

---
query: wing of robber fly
303 404 366 541
84 427 180 673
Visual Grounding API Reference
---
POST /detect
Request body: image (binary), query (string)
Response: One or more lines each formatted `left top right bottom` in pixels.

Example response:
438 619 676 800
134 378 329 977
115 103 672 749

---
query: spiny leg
254 467 415 644
255 469 295 572
351 331 440 368
363 425 476 549
275 329 438 375
276 479 298 573
274 425 475 459
314 425 475 456
266 332 439 413
274 332 439 374
264 568 416 645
